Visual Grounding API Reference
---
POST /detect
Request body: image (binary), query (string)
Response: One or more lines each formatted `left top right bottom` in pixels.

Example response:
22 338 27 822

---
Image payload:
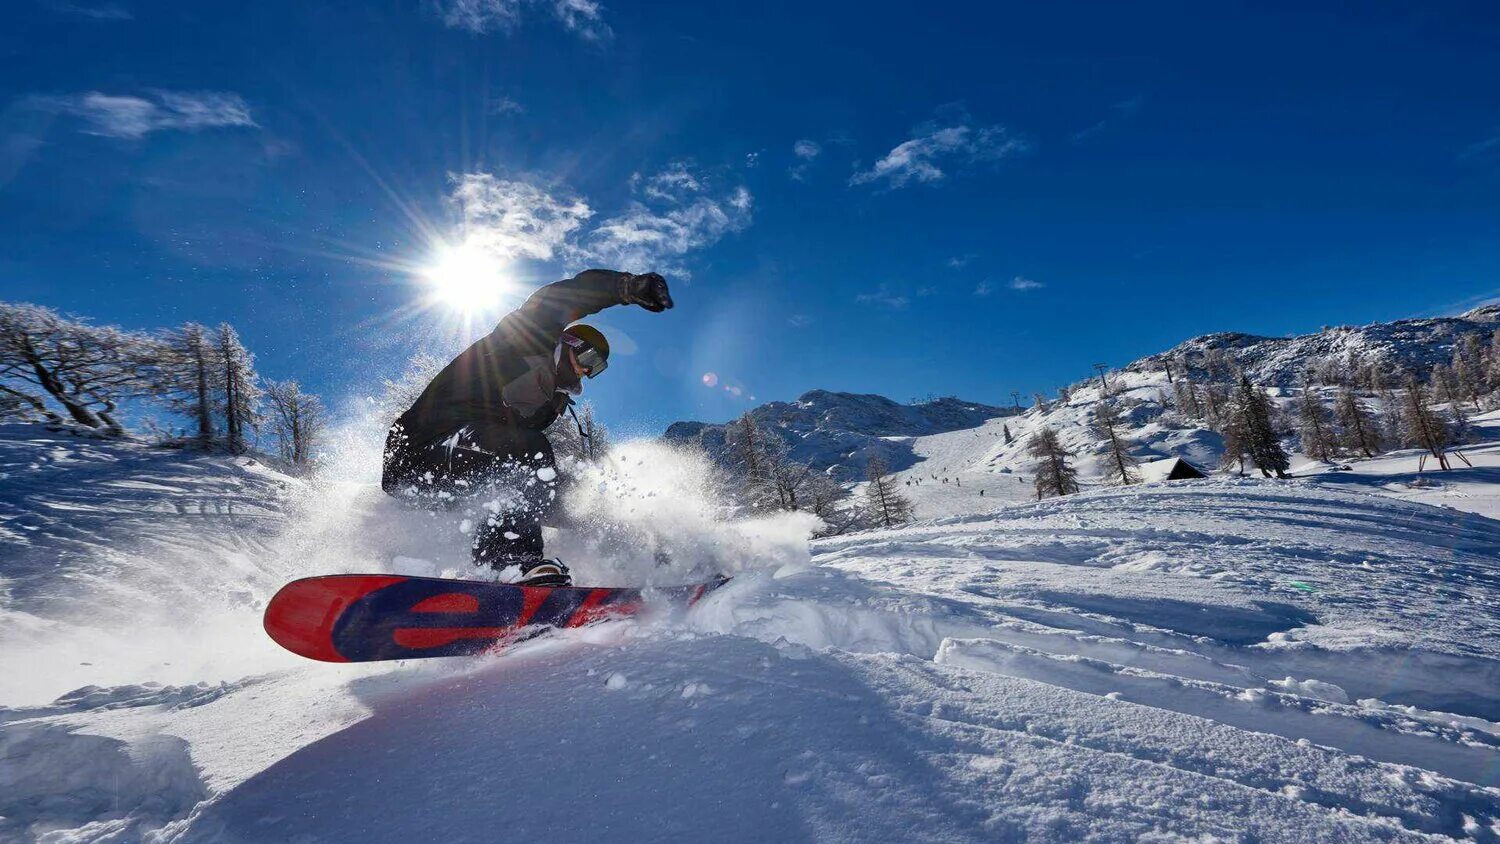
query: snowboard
263 573 730 663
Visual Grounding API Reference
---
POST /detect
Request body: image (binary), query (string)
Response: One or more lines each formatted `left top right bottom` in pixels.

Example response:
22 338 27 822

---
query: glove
620 272 674 312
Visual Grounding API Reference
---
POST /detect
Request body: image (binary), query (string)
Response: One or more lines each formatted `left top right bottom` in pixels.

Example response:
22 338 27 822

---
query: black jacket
393 269 631 447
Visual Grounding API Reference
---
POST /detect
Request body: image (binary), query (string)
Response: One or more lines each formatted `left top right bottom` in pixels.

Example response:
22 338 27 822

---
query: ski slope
3 424 1500 842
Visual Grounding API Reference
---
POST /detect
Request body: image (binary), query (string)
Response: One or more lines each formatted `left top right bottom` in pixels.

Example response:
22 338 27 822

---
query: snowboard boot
514 559 572 587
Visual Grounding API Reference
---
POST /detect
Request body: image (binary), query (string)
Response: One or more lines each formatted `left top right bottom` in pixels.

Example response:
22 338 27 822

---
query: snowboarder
382 269 674 586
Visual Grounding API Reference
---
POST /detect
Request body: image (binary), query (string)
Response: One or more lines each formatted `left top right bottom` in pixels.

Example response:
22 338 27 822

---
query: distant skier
382 269 674 586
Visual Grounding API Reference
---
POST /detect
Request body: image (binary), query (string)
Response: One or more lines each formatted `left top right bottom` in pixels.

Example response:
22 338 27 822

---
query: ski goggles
560 333 608 378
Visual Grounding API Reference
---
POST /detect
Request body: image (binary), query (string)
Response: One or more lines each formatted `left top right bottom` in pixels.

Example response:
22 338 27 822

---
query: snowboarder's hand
622 272 673 312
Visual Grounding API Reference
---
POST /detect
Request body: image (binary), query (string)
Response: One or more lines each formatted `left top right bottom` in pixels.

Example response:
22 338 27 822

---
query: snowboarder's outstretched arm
389 269 672 442
487 269 672 359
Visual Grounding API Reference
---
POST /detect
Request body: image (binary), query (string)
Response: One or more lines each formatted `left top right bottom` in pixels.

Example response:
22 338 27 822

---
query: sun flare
420 243 512 315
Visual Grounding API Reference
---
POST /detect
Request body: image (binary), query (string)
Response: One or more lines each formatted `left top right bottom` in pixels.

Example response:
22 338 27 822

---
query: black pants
382 420 560 568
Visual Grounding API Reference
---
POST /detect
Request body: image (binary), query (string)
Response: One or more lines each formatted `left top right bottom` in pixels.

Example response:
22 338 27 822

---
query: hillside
1131 304 1500 388
664 390 1017 481
3 423 1500 842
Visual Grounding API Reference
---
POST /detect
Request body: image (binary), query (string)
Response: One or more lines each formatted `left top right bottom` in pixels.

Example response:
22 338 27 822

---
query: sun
420 242 512 315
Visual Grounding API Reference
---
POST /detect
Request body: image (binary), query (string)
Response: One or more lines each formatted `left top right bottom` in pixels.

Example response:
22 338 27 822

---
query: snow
664 389 1017 481
4 417 1500 842
1133 304 1499 389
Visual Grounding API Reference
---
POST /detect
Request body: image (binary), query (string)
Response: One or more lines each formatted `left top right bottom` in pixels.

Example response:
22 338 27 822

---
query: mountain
1129 304 1500 388
663 390 1019 480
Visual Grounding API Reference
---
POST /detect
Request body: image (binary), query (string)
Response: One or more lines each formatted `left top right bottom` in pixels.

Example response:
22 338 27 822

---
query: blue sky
4 1 1500 435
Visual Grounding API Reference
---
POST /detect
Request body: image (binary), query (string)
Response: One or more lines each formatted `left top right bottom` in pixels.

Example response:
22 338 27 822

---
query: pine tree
1230 375 1289 478
214 323 261 454
1430 363 1462 408
1452 335 1486 410
1173 377 1202 420
1091 400 1140 485
1202 384 1227 430
1002 424 1013 445
0 302 156 433
1220 416 1249 475
1402 377 1452 470
264 379 326 468
1295 380 1337 462
550 400 611 463
160 323 219 449
1027 426 1080 499
806 470 859 535
1334 388 1381 458
377 352 446 425
864 452 914 527
1486 329 1500 395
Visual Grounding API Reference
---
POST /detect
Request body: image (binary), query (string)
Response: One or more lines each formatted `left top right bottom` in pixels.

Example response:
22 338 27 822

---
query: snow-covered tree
1485 329 1500 396
1027 426 1079 499
1220 418 1249 475
1295 381 1337 462
376 352 446 425
1202 383 1227 430
157 323 220 449
551 400 611 463
1334 388 1382 458
725 412 777 511
864 452 913 527
264 379 327 468
1401 377 1452 471
1229 375 1289 478
215 323 262 454
1430 363 1462 409
806 470 860 536
1173 377 1203 420
1451 335 1486 410
0 302 156 434
1091 400 1140 485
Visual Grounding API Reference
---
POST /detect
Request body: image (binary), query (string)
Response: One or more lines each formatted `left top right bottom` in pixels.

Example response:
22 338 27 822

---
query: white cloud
492 96 524 115
787 314 813 327
788 139 822 180
436 0 611 40
973 280 993 296
447 173 594 261
551 0 611 40
579 191 751 274
37 91 256 139
851 123 1027 189
947 254 975 269
1009 275 1043 291
855 285 910 310
446 164 749 276
44 1 132 20
1071 95 1144 144
1460 131 1500 162
636 161 703 202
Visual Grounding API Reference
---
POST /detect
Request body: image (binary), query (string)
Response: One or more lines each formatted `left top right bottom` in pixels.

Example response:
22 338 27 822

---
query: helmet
561 324 610 378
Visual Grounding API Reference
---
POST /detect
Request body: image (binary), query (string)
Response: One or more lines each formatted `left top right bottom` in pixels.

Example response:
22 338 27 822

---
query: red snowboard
264 573 729 663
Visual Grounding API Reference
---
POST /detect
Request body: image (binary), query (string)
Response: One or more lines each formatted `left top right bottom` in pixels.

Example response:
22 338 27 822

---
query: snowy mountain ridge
664 390 1017 480
1130 303 1500 388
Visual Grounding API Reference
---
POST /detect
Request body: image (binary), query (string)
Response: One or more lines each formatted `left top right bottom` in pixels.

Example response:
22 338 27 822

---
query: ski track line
934 638 1500 789
861 654 1483 842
